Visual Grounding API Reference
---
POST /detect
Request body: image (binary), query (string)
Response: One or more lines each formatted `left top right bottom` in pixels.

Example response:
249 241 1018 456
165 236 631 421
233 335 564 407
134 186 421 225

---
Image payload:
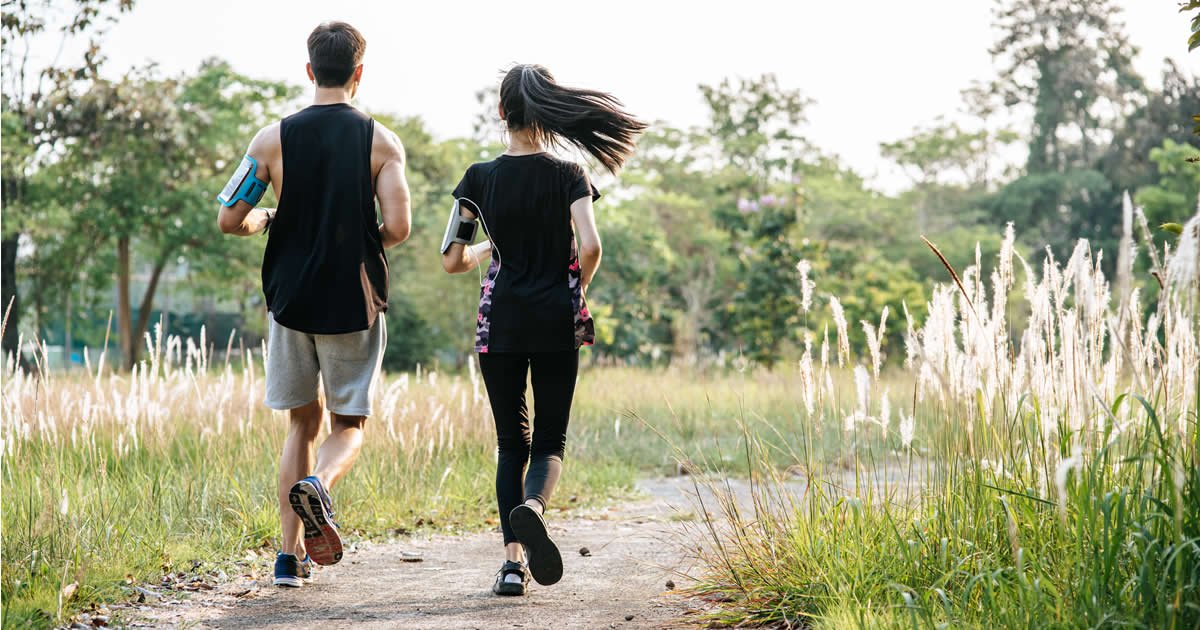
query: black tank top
262 103 387 334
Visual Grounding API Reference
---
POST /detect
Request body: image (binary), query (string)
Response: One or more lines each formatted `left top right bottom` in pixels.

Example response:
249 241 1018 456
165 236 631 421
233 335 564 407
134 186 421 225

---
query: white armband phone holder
440 198 481 254
217 155 269 208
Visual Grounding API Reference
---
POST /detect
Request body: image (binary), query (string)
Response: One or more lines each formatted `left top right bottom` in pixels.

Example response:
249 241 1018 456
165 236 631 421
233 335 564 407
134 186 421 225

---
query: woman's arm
441 203 492 273
442 240 493 274
569 196 601 290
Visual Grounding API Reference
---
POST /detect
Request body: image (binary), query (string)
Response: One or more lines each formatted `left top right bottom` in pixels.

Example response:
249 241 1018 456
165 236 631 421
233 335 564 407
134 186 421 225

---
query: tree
990 0 1142 173
881 120 1015 233
1135 139 1200 232
699 74 810 195
43 61 292 368
726 196 802 366
1 0 134 360
1100 60 1200 192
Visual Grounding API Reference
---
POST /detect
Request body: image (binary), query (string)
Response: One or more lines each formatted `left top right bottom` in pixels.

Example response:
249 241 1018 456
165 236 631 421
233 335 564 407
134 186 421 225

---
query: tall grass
0 326 809 626
690 212 1200 628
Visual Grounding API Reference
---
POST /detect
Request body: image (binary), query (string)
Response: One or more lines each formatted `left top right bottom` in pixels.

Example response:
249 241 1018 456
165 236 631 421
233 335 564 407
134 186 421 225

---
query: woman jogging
440 64 645 596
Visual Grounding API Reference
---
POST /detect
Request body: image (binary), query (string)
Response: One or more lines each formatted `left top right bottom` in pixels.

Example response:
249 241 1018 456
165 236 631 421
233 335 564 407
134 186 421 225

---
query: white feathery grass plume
866 306 889 378
861 320 880 378
879 388 891 434
795 260 814 313
899 408 915 448
844 365 870 432
1055 445 1083 522
1165 208 1199 296
990 223 1015 331
1116 192 1134 303
799 333 816 417
998 222 1015 292
902 301 918 370
820 324 830 372
830 296 849 368
843 411 857 432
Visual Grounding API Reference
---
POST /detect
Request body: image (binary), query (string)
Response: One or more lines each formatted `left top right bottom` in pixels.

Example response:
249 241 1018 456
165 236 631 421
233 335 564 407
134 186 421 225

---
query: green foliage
1135 139 1200 232
986 169 1116 259
380 294 436 372
7 0 1196 374
1183 0 1200 52
727 201 802 366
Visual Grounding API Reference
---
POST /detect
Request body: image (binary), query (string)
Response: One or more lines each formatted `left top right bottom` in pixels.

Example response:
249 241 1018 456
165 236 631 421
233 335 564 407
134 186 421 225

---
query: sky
24 0 1200 191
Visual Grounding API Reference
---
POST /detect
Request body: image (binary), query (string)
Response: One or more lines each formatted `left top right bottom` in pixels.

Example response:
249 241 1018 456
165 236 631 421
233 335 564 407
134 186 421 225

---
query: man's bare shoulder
248 122 282 156
372 121 406 162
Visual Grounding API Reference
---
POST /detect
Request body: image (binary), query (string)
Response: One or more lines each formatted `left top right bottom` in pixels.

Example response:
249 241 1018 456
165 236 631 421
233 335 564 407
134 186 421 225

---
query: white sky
27 0 1200 191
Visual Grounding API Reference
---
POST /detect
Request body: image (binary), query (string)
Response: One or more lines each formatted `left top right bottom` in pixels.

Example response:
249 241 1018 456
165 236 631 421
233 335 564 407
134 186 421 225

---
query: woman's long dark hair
500 64 647 174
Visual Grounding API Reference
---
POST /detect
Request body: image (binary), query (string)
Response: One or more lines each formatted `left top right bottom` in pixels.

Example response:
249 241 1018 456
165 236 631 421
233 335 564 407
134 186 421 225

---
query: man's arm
217 124 279 236
375 127 411 249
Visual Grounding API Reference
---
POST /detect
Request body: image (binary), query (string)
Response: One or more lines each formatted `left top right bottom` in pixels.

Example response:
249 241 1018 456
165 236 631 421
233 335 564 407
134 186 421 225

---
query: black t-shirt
452 153 600 353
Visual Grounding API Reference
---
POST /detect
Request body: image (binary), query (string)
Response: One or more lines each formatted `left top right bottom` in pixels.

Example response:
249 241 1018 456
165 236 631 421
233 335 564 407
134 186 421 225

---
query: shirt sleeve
569 165 601 204
451 166 474 201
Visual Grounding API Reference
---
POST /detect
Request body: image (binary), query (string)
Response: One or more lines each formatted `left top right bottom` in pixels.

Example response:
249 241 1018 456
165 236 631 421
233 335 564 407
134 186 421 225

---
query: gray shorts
264 313 386 416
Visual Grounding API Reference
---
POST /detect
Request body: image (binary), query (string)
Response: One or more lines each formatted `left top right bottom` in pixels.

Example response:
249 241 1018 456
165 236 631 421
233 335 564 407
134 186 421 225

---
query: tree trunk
674 266 715 365
117 236 135 370
1 234 20 361
132 252 171 360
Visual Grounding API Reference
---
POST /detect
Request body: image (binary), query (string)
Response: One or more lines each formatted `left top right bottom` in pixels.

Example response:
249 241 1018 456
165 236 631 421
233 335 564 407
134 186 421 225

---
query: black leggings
478 350 579 544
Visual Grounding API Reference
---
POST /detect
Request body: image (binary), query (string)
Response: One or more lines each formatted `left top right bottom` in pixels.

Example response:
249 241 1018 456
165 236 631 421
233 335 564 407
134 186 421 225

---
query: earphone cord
457 197 494 286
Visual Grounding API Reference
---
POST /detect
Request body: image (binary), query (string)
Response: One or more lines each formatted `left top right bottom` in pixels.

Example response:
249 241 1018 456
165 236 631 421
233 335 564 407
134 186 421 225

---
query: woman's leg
524 350 580 511
477 352 532 554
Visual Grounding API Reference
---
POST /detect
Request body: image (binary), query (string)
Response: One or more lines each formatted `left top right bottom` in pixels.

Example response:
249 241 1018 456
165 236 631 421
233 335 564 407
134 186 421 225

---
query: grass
685 221 1200 628
6 215 1197 629
0 339 803 627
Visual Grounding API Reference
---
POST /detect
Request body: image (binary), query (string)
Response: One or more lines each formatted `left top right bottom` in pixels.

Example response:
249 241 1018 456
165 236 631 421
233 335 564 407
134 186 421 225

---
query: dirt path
127 478 716 629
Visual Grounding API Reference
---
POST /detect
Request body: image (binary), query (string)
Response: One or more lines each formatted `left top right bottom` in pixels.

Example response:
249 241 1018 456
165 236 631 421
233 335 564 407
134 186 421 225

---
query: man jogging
216 21 411 588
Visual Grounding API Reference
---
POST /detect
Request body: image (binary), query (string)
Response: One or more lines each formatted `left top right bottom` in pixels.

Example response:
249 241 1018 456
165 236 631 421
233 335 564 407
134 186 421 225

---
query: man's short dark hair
307 22 366 87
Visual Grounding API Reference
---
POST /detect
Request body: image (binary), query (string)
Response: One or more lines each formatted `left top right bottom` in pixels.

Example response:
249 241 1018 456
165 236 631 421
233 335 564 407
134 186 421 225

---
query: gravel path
127 478 715 629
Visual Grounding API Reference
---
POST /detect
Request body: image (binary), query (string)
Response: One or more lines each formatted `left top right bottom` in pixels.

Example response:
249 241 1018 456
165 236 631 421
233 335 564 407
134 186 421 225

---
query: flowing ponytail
500 64 647 174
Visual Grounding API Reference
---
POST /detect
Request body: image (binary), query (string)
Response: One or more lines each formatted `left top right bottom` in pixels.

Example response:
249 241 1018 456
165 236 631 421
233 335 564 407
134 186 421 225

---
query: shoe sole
289 480 343 566
493 582 527 596
273 576 303 588
509 505 562 586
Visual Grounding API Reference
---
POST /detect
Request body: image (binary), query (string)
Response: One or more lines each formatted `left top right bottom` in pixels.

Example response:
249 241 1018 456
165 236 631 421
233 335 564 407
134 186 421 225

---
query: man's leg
278 400 324 557
284 314 384 566
309 315 384 490
312 413 366 489
263 313 322 560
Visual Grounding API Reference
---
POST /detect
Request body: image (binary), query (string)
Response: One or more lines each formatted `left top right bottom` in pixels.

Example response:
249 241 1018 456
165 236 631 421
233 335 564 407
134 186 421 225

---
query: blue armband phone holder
217 155 269 207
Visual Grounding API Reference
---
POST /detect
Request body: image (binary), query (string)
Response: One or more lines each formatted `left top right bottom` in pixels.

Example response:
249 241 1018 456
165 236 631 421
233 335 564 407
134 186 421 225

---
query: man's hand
220 207 275 236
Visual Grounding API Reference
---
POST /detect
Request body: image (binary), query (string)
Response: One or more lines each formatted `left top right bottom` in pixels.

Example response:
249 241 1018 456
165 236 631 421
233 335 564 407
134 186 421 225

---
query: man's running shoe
273 552 313 587
288 476 343 566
